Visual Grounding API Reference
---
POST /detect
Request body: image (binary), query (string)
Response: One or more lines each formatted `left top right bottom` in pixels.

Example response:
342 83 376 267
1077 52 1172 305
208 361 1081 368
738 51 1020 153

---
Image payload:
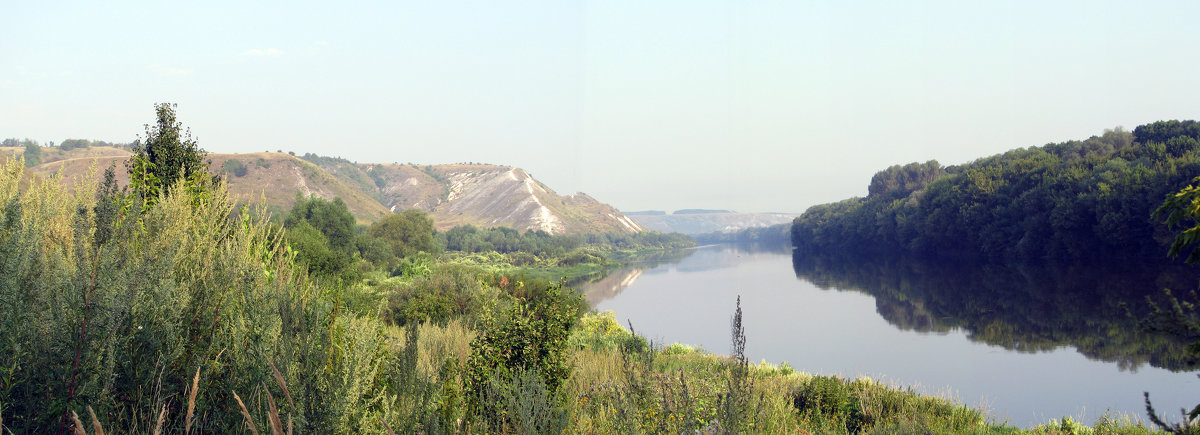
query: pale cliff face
19 148 645 235
356 163 643 235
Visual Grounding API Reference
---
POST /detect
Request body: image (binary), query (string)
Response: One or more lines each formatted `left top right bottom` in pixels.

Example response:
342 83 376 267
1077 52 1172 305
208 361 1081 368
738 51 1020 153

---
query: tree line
791 121 1200 261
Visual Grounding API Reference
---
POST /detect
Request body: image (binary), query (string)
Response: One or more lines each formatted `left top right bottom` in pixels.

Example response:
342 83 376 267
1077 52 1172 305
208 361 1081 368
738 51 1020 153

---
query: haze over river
581 244 1200 428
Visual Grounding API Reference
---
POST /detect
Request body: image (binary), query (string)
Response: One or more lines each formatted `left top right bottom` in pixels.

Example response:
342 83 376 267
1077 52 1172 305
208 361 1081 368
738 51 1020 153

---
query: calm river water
581 244 1200 428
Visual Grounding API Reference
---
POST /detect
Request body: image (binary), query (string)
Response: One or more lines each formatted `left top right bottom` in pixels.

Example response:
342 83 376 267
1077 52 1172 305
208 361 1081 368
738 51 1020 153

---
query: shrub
222 158 248 177
568 311 647 353
791 375 869 432
385 264 490 326
464 285 578 418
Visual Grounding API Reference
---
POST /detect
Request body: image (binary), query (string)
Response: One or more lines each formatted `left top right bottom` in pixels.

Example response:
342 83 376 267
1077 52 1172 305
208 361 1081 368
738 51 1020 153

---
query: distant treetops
791 120 1200 261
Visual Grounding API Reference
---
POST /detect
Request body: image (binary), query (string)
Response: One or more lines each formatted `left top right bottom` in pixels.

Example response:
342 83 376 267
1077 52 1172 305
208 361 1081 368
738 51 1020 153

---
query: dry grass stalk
87 406 105 435
382 419 397 435
152 405 167 435
185 366 200 434
232 390 260 435
263 382 285 435
266 358 295 410
70 410 86 435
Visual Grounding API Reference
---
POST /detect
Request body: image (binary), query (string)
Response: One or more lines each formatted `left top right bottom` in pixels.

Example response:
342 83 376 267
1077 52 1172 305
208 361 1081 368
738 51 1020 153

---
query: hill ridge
2 146 642 234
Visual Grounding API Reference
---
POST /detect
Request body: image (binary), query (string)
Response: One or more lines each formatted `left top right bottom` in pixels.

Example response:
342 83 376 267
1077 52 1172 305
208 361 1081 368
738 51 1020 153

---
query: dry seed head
185 366 200 434
232 390 260 435
87 406 105 435
70 410 86 435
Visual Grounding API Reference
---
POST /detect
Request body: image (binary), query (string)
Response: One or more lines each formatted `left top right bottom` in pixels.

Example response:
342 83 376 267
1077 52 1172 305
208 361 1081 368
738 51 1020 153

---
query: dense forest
791 121 1200 261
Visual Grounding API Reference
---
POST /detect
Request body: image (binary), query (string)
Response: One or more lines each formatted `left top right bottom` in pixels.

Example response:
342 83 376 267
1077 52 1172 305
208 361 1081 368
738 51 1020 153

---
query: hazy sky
3 1 1198 213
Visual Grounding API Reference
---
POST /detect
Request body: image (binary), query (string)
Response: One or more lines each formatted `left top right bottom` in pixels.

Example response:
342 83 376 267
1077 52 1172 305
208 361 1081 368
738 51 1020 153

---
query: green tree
125 103 216 208
1142 176 1200 433
22 141 41 167
283 194 358 277
59 138 91 151
369 209 440 258
1156 176 1200 263
284 194 356 252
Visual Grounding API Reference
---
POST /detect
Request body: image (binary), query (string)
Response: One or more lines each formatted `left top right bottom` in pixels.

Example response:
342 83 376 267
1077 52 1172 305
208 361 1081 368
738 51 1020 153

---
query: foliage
383 264 493 326
1155 176 1200 263
441 224 582 258
58 139 92 151
370 209 440 259
125 103 217 209
792 123 1200 261
567 311 647 353
695 223 792 245
284 193 356 253
22 141 41 167
0 159 392 432
719 296 755 433
464 284 579 422
1139 176 1200 434
282 194 361 278
222 158 248 177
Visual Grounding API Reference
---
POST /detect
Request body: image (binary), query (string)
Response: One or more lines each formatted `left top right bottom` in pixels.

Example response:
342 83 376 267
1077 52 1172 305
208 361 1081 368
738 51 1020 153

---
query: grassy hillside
4 146 645 234
212 152 391 223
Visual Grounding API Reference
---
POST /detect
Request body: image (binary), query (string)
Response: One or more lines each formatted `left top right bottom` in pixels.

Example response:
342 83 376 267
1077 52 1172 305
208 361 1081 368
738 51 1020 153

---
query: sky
3 1 1199 213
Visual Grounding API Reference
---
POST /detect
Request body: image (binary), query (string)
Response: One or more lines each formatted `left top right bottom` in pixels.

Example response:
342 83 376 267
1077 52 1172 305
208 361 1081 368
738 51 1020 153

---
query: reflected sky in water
584 244 1200 428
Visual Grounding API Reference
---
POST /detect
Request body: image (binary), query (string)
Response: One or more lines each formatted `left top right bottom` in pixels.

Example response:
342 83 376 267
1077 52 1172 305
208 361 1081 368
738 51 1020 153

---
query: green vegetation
222 157 248 177
792 122 1200 261
21 141 41 167
5 107 1191 434
1138 175 1200 433
125 103 218 210
371 209 441 259
695 223 792 246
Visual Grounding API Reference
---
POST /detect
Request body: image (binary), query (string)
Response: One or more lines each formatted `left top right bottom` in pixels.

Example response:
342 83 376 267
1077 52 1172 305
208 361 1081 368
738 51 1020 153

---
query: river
580 243 1200 428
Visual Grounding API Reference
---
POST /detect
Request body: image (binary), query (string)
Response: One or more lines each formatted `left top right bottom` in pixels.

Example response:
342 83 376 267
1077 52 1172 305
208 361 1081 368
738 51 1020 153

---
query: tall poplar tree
126 103 216 208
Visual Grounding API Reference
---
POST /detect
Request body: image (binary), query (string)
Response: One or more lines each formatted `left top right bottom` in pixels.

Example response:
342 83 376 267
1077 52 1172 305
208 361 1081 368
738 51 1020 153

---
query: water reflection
580 243 789 305
583 244 1200 426
791 251 1200 372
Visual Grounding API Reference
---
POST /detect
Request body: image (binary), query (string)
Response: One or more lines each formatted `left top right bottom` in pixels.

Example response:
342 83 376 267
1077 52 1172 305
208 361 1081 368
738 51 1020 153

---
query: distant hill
1 146 642 234
300 159 643 234
629 211 800 235
673 209 734 214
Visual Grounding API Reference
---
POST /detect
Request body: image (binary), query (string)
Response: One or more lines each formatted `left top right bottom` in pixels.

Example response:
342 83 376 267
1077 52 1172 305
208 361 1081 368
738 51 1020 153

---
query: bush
464 284 578 418
791 375 869 432
568 311 647 353
222 158 248 177
558 248 605 266
385 264 490 326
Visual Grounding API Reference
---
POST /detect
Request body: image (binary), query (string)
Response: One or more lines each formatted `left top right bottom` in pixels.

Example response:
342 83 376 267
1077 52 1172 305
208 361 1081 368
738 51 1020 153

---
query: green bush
792 375 869 432
222 158 248 177
464 284 578 420
568 311 647 353
385 264 490 326
558 248 605 266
